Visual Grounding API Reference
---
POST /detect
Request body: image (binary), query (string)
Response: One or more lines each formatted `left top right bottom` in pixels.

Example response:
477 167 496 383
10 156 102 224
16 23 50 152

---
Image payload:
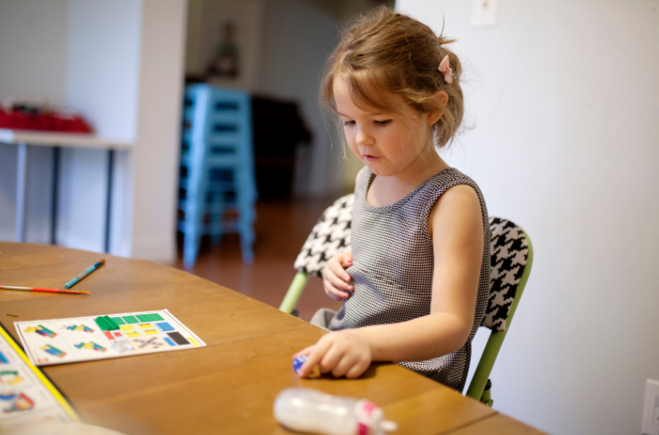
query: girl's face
334 77 440 179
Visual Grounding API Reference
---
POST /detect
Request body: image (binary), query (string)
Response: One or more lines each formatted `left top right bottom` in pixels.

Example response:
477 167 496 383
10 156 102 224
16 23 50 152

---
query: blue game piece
156 322 174 332
293 355 308 374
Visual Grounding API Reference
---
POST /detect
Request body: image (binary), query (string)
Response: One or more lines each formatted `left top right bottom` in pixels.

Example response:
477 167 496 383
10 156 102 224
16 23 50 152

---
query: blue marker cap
293 355 308 374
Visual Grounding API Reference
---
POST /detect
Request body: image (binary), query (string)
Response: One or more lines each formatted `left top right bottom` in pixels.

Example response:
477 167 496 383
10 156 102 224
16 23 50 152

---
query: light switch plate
642 379 659 435
472 0 499 28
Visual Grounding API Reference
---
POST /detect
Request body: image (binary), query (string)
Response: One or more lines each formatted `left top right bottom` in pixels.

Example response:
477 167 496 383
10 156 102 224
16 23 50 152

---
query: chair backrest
293 194 354 277
482 217 531 332
465 217 533 403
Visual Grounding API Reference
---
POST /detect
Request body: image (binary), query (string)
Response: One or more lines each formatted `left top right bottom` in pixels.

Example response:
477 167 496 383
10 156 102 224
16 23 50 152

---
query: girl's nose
356 128 373 146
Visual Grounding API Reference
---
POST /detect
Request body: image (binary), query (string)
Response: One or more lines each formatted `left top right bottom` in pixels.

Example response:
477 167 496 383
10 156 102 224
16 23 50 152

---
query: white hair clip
438 55 453 84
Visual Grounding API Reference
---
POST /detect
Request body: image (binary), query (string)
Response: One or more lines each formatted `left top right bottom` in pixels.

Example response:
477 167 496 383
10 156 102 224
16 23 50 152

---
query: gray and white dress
310 167 491 392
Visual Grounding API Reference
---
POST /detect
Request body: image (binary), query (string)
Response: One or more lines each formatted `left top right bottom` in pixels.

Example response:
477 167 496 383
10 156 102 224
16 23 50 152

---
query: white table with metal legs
0 129 131 251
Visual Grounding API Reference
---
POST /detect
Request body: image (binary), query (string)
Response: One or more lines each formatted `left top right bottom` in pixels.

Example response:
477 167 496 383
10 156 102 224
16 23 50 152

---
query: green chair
280 196 533 407
464 217 533 406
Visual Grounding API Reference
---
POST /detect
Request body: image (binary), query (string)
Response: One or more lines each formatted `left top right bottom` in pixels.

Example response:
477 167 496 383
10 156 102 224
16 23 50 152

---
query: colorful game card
15 309 205 366
0 323 79 431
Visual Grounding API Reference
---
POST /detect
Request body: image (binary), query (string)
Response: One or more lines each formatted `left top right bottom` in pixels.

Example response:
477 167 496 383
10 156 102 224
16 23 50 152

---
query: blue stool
179 85 257 267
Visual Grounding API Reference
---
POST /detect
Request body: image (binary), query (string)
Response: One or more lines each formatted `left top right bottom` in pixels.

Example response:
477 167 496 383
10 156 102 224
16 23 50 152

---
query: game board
0 323 79 431
15 309 205 366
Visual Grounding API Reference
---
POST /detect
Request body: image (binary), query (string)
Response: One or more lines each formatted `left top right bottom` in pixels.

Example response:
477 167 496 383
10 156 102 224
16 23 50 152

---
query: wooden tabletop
0 242 544 435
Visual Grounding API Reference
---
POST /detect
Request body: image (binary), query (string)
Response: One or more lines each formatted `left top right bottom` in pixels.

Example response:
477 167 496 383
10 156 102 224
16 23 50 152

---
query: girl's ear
425 91 449 126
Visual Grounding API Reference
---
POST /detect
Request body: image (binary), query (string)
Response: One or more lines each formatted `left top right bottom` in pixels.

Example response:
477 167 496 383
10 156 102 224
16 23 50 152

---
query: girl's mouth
363 155 380 162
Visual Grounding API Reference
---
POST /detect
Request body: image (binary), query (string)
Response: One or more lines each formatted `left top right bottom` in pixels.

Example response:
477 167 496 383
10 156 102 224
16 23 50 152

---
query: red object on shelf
0 107 93 133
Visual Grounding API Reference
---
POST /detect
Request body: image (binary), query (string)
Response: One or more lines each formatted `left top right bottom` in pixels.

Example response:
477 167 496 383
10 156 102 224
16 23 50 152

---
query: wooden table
0 242 546 435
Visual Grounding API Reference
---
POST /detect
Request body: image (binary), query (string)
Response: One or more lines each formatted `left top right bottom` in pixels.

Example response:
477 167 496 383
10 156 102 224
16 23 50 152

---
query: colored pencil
64 259 105 289
0 286 90 295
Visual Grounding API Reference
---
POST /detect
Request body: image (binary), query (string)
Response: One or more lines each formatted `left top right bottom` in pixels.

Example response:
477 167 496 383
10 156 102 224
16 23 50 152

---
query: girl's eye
374 120 391 126
343 120 355 126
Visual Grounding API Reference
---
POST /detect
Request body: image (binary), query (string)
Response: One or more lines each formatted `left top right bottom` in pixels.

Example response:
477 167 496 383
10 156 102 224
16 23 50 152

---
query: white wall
259 0 345 196
0 0 69 242
128 0 187 261
56 0 143 253
62 0 186 260
0 0 69 104
397 1 659 434
67 0 141 142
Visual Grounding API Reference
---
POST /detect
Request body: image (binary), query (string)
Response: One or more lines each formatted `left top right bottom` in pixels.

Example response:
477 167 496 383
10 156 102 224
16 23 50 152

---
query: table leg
15 142 28 242
104 149 115 253
51 147 61 245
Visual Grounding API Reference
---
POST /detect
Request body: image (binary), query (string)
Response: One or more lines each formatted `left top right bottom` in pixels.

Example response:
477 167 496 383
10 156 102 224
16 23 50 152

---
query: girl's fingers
328 258 352 282
325 273 353 292
345 359 369 379
318 346 342 375
325 288 350 301
325 289 346 301
323 279 350 300
322 253 354 301
298 340 330 378
331 264 352 283
341 252 353 268
293 346 314 359
330 354 354 378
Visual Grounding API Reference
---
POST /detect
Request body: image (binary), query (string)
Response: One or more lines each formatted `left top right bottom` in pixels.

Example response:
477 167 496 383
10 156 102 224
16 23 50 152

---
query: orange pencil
0 285 90 295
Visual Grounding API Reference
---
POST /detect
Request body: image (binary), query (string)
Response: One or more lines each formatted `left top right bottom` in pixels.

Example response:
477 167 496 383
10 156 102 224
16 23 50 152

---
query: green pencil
64 259 105 289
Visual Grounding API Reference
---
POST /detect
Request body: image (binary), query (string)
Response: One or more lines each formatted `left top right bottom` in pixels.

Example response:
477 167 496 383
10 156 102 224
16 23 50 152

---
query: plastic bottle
273 387 398 435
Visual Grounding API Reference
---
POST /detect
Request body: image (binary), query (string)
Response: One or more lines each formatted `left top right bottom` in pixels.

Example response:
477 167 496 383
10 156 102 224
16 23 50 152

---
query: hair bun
438 35 456 46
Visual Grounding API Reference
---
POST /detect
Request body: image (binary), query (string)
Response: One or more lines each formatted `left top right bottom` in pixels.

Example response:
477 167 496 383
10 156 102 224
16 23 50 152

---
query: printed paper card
15 309 205 367
0 325 78 431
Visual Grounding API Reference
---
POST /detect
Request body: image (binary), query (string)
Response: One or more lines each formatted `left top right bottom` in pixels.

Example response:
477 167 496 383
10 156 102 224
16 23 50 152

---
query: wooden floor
169 197 344 322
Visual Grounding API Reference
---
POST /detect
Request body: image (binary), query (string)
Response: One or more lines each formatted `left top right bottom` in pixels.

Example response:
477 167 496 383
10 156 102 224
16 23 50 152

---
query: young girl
295 6 491 392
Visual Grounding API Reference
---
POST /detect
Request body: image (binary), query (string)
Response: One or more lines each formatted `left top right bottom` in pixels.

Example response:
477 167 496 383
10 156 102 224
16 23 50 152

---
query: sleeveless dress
310 167 491 392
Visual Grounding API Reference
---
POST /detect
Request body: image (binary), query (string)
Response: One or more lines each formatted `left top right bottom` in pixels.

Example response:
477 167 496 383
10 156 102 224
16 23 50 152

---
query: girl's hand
294 330 372 379
322 251 353 301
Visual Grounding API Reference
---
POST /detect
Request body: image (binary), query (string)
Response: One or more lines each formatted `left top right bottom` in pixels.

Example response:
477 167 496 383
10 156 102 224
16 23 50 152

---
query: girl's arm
296 184 483 378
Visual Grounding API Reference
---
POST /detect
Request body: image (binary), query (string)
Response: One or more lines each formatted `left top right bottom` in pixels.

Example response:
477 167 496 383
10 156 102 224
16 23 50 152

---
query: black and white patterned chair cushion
482 217 529 333
294 194 354 277
294 196 529 333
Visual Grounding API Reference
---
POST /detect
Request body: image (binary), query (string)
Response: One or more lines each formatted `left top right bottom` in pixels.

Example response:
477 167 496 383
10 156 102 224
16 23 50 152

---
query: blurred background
1 1 658 435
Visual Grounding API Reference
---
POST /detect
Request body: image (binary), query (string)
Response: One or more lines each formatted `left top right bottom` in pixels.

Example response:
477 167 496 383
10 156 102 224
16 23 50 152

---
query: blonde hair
321 6 464 148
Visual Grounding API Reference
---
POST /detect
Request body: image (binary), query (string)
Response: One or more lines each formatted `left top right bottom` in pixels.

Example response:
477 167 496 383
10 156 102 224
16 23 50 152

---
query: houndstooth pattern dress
310 167 491 392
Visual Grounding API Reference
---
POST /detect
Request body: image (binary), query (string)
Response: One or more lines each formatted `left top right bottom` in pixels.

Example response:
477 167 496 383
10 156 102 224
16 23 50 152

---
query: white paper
15 309 206 367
